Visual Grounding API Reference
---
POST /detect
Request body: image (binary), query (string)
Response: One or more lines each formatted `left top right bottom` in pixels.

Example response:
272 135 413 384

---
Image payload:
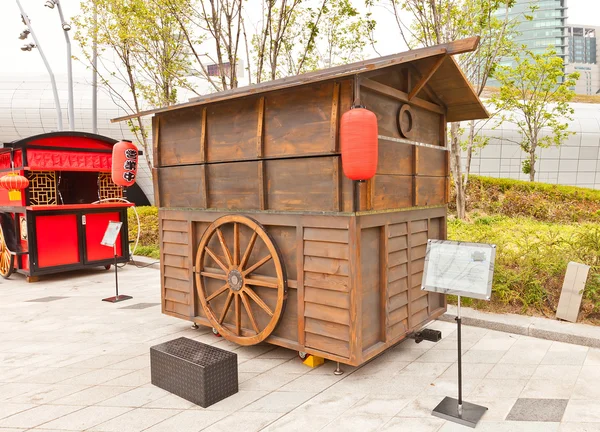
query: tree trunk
463 120 475 189
529 149 536 182
450 122 466 220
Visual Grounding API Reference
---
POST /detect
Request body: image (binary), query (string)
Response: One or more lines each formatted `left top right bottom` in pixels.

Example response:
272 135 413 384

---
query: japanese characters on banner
111 140 138 187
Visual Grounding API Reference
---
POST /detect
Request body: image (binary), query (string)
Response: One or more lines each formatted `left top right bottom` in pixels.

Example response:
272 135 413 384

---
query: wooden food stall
0 131 138 281
115 38 488 367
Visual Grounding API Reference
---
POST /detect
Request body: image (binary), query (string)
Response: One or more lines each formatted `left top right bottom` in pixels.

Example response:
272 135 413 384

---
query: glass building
567 26 597 63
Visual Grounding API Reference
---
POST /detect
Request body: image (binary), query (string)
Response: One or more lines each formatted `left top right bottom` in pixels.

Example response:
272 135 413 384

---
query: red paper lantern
0 172 29 201
340 107 378 181
111 140 138 187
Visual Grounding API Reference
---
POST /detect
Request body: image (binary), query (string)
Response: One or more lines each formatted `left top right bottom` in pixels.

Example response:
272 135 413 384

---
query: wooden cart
115 38 488 366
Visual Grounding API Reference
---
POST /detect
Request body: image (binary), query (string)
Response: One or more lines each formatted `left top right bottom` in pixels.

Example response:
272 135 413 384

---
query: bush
128 206 159 257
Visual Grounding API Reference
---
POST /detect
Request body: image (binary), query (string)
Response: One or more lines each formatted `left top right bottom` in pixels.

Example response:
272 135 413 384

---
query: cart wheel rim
0 225 13 278
195 215 287 346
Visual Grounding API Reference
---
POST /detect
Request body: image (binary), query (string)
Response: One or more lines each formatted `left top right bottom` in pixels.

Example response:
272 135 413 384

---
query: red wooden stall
0 131 139 281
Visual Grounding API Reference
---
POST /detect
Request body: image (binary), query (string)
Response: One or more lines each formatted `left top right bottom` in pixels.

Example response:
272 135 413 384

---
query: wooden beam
408 55 446 101
330 82 340 152
199 107 207 162
360 78 444 115
256 97 265 158
152 116 160 168
258 160 267 210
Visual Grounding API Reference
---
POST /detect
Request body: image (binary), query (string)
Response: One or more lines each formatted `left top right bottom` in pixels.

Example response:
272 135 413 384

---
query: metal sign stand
432 295 487 428
101 221 132 303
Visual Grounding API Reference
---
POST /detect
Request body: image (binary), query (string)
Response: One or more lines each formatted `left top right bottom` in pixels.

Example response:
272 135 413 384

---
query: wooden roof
112 37 488 123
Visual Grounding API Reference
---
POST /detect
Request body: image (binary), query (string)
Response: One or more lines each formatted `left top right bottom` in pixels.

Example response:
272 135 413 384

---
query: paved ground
2 265 600 432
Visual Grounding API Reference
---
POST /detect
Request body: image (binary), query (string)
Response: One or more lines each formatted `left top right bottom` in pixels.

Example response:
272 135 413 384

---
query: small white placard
101 221 123 247
422 240 496 300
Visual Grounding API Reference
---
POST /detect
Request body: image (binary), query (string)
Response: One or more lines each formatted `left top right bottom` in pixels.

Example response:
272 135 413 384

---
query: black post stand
432 295 487 428
102 244 132 303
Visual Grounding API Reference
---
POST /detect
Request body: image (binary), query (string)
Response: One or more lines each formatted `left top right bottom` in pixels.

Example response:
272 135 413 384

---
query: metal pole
15 0 63 131
55 0 74 130
92 0 98 134
114 243 119 298
457 295 463 416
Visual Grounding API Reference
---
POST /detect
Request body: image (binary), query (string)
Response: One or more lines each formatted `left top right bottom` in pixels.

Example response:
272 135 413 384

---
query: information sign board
422 239 496 300
101 221 123 248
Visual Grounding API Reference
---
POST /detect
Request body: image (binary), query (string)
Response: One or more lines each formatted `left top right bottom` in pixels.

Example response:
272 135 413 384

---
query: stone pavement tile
49 385 132 406
506 398 568 422
399 361 453 378
443 325 488 341
379 347 429 363
380 417 445 432
499 347 549 365
239 371 303 392
143 410 228 432
462 350 505 364
201 390 269 412
441 363 494 379
541 351 588 366
66 354 135 370
59 368 132 386
466 398 518 422
431 338 477 351
0 404 81 429
15 368 93 384
269 358 316 375
101 367 151 387
325 412 392 432
8 383 89 404
579 365 600 380
486 364 537 380
470 332 518 351
396 395 447 418
470 379 527 399
531 365 582 383
238 372 259 383
438 421 560 431
96 385 171 407
423 377 481 398
563 400 600 422
277 372 343 392
347 394 412 416
290 390 365 415
229 344 276 361
104 354 150 370
549 341 590 353
89 408 181 432
559 423 600 431
571 377 600 400
584 349 600 366
377 375 436 397
201 411 283 432
40 406 132 431
0 383 41 401
519 379 575 399
261 412 336 432
350 359 409 379
143 394 197 410
241 391 316 413
0 403 36 421
237 358 289 374
256 347 297 360
415 349 465 363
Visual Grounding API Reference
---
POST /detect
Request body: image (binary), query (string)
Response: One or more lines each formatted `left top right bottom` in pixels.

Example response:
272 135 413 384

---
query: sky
1 0 599 85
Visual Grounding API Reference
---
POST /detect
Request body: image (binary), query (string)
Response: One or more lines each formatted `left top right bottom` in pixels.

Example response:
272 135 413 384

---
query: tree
74 0 192 174
491 48 579 181
388 0 517 219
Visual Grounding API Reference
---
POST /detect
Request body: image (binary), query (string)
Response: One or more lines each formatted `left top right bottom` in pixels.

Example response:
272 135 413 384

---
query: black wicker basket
150 337 238 407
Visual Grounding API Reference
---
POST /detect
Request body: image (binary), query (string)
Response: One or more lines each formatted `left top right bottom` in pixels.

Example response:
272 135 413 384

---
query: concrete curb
440 305 600 349
128 255 160 270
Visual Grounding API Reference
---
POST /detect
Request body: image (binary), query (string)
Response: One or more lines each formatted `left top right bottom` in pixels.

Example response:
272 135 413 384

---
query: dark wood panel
389 305 408 325
415 176 446 206
305 332 350 358
418 147 447 176
389 236 408 252
165 289 190 305
304 271 349 292
361 227 382 350
163 231 188 245
412 306 429 326
372 175 412 210
389 291 408 311
163 254 187 269
304 302 350 325
411 219 428 233
377 141 412 175
304 256 349 276
388 277 408 297
304 240 349 260
412 231 429 247
388 263 408 283
389 249 408 267
165 300 191 317
388 320 408 340
412 244 427 260
389 222 407 238
163 242 188 257
206 98 258 162
164 265 189 281
412 294 428 314
163 220 188 232
164 276 190 293
207 161 260 209
158 106 204 166
266 157 339 212
264 81 337 158
305 317 350 342
159 165 205 208
305 286 350 309
304 228 348 244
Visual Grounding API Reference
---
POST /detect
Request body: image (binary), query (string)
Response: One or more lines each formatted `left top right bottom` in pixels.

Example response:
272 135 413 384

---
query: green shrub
128 206 159 257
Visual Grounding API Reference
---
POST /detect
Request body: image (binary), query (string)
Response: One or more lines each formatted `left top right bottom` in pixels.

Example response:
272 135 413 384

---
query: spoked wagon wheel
195 215 287 346
0 225 14 279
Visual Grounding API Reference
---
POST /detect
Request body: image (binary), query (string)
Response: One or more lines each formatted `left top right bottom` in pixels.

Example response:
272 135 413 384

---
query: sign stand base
433 397 487 428
102 295 133 303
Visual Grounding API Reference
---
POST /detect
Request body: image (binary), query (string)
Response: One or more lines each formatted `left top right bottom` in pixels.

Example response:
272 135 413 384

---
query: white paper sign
422 240 496 300
101 221 123 247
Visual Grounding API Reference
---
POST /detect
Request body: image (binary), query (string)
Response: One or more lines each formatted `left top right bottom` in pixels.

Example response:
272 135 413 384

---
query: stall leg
333 362 344 376
191 323 199 329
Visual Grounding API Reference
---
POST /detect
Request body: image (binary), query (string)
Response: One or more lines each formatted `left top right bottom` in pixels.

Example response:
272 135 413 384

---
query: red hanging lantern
111 140 138 187
340 107 378 181
0 172 29 201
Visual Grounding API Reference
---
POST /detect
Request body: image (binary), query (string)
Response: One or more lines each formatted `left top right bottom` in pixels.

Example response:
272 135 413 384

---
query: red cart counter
0 132 140 282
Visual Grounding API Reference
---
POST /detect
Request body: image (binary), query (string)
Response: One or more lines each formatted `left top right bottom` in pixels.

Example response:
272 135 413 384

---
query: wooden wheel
195 215 287 346
0 225 14 279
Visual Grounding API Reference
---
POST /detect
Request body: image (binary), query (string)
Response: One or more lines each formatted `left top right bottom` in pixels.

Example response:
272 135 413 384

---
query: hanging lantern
111 140 138 187
0 172 29 201
340 107 378 181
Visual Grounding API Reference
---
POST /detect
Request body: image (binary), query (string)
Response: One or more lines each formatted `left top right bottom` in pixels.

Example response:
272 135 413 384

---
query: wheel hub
228 269 243 291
